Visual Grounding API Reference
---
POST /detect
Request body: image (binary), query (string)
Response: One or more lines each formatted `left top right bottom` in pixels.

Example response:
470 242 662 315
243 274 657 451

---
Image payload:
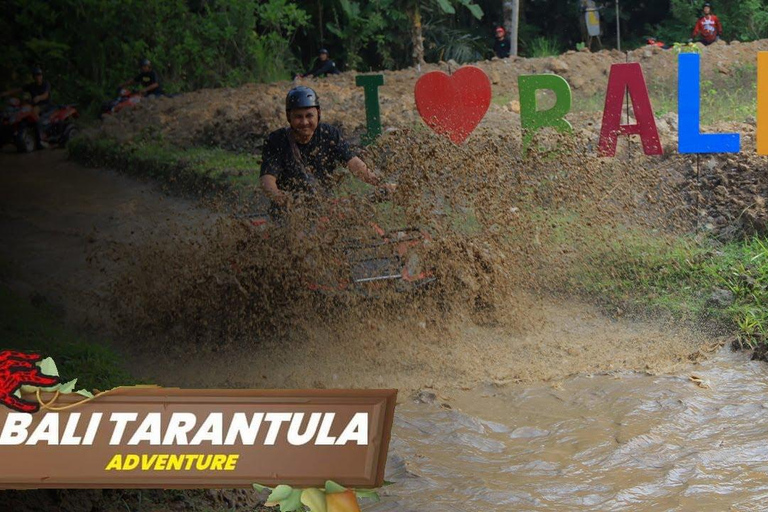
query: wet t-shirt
135 70 162 94
260 124 356 196
23 81 51 106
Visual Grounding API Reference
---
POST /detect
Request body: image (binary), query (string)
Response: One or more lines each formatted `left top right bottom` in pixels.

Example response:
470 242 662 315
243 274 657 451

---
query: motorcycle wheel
15 124 37 153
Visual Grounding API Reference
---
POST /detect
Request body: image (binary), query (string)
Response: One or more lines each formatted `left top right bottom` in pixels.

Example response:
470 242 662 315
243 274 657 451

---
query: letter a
598 63 662 157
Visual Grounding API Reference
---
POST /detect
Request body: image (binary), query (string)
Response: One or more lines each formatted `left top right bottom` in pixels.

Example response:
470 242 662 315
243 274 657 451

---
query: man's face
141 65 151 73
496 30 504 40
319 53 328 62
287 107 319 140
703 6 711 15
33 73 43 85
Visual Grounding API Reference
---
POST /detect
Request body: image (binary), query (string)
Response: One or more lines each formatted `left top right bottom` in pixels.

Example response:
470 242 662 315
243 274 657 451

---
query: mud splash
379 346 768 511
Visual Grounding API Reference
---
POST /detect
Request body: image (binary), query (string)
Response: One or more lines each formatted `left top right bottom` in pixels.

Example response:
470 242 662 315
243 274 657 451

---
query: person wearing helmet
692 3 722 46
1 67 51 110
260 86 394 214
493 27 511 59
298 49 341 78
120 58 163 97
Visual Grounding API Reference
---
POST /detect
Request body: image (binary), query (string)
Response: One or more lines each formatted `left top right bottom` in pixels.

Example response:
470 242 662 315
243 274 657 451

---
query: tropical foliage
3 0 768 110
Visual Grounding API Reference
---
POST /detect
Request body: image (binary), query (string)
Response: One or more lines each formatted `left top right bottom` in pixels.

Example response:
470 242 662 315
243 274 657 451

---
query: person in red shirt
692 3 723 46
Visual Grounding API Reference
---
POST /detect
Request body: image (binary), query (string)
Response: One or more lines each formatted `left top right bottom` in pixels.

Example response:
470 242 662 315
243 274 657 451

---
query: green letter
518 75 573 151
356 75 384 145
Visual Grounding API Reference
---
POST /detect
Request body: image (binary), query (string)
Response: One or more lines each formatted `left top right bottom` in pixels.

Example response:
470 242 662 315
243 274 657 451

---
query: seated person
121 59 163 97
298 49 341 78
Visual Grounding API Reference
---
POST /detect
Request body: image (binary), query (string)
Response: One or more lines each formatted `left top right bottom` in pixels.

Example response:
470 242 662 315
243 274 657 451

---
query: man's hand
0 350 59 413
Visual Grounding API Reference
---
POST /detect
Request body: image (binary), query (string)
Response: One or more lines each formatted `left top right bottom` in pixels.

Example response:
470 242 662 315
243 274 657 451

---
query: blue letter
678 53 740 153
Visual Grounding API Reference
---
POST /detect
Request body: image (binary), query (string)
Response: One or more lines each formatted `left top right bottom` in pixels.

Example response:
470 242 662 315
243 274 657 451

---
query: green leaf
301 488 327 512
354 489 380 501
75 389 94 399
252 483 271 493
436 0 456 14
37 357 59 378
456 0 483 18
325 480 347 494
279 489 303 512
58 379 77 394
382 480 395 486
266 484 293 504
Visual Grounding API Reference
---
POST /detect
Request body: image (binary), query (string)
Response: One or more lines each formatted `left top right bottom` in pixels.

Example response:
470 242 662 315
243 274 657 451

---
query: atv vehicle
0 98 79 152
1 98 38 152
236 194 434 295
100 88 142 118
39 104 79 146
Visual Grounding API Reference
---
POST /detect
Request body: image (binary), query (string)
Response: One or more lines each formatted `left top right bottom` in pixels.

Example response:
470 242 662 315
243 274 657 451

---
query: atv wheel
15 124 37 153
61 124 79 146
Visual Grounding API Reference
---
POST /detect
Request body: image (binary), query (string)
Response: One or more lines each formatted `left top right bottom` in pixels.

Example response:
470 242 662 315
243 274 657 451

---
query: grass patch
69 137 262 198
525 36 562 58
0 285 134 391
571 229 768 353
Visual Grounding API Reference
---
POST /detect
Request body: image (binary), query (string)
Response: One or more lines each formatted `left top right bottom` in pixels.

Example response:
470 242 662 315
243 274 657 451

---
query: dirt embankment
97 39 768 152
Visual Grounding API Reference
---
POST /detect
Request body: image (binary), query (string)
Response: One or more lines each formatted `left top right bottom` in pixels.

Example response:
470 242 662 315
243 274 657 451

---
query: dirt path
0 150 710 392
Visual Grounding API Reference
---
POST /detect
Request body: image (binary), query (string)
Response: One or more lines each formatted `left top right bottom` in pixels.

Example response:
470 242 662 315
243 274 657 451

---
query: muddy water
379 348 768 511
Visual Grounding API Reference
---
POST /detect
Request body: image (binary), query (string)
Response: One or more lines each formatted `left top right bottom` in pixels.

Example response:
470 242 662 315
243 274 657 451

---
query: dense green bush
1 0 309 112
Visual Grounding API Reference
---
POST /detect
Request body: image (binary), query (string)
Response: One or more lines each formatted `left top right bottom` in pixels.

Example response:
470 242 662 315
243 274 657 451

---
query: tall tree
400 0 484 67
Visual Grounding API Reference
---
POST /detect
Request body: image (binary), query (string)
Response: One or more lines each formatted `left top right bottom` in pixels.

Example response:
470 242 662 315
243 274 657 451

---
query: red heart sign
414 66 492 144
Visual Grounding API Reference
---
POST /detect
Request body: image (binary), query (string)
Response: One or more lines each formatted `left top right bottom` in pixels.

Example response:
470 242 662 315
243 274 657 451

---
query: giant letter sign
758 52 768 155
518 74 573 150
356 75 384 146
598 63 662 157
414 66 491 145
678 53 740 153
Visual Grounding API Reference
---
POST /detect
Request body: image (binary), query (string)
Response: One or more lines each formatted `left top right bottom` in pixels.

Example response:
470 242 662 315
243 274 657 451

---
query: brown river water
2 151 768 511
378 348 768 511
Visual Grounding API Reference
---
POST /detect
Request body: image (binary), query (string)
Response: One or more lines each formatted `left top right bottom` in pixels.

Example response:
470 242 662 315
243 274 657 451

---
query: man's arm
347 157 396 193
716 16 723 36
692 19 701 38
260 174 291 207
141 82 160 95
32 83 50 104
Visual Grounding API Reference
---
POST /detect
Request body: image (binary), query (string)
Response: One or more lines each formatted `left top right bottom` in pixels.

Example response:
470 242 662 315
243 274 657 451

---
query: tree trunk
409 3 425 68
503 0 519 57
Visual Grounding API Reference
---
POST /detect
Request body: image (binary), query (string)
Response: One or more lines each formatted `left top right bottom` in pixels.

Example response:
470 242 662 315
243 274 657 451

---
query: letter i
758 52 768 155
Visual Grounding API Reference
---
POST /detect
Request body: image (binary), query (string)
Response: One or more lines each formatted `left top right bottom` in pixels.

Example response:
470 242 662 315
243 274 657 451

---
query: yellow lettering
209 454 226 470
184 454 199 470
155 454 169 470
141 454 158 470
224 454 239 471
196 454 213 470
123 454 139 470
105 454 122 471
167 454 183 471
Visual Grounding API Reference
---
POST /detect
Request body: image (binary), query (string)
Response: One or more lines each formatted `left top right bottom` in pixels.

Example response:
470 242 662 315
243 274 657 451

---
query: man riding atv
120 58 163 97
1 67 51 113
260 85 395 216
1 67 55 149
